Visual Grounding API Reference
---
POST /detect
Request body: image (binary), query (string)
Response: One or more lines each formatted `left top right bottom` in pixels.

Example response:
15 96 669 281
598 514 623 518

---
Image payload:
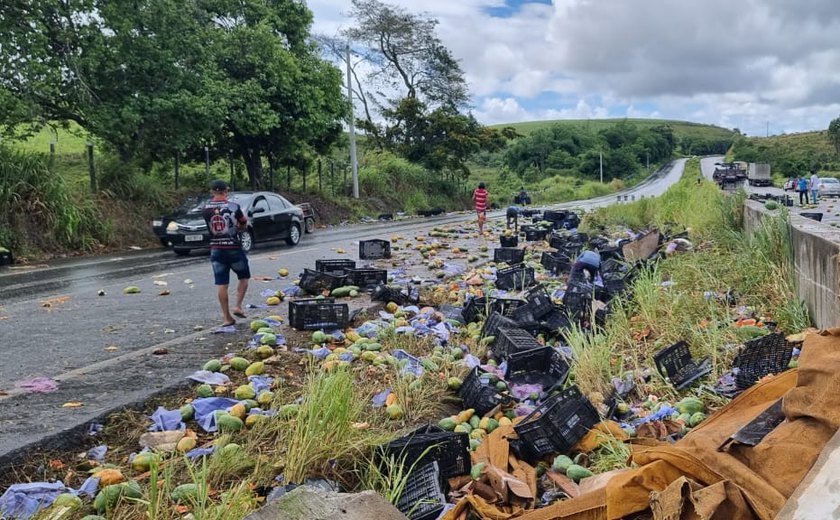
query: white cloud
309 0 840 135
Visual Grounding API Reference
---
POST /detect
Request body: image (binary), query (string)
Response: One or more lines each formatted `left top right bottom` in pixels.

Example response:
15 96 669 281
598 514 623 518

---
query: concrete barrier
743 200 840 329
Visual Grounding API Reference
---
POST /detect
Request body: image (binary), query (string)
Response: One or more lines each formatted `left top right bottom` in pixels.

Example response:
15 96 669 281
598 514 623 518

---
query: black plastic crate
462 296 488 323
543 210 568 223
524 227 549 241
495 265 535 290
524 284 554 319
597 245 622 261
541 309 573 337
514 386 600 459
562 214 581 230
653 341 712 390
288 298 350 330
494 327 542 360
548 232 567 250
314 259 357 276
299 268 347 294
0 250 12 266
522 209 540 217
494 247 525 265
490 297 527 318
347 268 388 289
562 284 593 318
601 258 629 275
500 235 519 247
481 312 518 339
733 332 794 390
602 271 627 295
541 251 570 275
381 430 471 480
505 346 571 392
800 212 823 222
395 461 447 520
459 366 513 416
359 239 392 259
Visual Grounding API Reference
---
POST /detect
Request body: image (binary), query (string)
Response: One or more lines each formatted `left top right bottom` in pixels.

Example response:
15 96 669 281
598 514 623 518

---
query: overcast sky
308 0 840 137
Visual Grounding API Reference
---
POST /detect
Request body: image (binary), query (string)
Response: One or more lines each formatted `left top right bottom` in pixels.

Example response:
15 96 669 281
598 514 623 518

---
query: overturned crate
505 346 571 393
460 366 514 416
494 247 525 265
299 268 347 294
495 264 535 291
481 311 519 339
493 326 542 360
500 234 519 248
314 259 356 277
541 251 571 275
395 461 447 520
732 332 794 390
379 429 471 480
288 298 349 331
514 386 600 460
653 340 712 390
462 296 489 323
359 239 391 259
346 268 388 290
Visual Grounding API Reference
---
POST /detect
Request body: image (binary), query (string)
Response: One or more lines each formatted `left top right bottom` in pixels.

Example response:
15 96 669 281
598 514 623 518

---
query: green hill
493 118 735 142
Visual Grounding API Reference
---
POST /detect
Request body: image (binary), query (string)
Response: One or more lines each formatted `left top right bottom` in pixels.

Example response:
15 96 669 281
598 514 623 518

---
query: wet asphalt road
0 159 686 462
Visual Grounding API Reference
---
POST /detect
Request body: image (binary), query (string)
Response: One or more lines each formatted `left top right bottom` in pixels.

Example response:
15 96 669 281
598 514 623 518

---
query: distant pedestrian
810 172 820 204
202 180 250 327
473 182 489 235
570 250 601 283
797 176 809 205
515 187 531 206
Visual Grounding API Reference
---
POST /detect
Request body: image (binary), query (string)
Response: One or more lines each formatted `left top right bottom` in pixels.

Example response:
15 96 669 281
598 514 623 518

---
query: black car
152 191 305 255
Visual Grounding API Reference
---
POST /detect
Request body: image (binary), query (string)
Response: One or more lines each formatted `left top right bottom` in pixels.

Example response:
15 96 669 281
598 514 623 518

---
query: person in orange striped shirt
473 182 489 235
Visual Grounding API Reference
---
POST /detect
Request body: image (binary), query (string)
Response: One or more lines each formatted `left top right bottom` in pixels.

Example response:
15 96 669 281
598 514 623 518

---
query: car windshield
175 193 253 215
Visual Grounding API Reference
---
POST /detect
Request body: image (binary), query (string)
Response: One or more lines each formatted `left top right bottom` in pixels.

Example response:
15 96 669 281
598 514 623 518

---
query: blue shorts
210 248 250 286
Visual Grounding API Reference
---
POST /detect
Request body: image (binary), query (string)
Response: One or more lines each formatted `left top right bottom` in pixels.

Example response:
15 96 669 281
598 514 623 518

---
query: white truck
747 162 772 187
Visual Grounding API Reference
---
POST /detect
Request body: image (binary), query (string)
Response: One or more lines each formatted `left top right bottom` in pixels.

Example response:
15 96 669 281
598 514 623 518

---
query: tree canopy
0 0 346 187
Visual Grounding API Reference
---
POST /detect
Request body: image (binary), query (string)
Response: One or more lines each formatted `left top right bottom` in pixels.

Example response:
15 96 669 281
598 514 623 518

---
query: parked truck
747 162 772 187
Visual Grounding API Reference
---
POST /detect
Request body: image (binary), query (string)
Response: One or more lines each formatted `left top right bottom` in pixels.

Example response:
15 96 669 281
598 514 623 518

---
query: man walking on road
810 172 820 204
202 180 251 327
473 182 489 235
797 176 809 206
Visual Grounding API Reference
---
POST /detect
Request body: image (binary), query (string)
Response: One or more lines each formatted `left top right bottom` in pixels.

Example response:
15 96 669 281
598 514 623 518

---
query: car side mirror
250 207 266 216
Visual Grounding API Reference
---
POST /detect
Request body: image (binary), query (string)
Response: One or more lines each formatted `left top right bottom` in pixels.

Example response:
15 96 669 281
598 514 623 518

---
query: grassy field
494 117 735 142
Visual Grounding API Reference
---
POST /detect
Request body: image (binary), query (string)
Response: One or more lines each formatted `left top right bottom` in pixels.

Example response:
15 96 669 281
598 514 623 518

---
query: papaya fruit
245 361 265 376
250 320 268 332
438 417 457 431
217 414 244 433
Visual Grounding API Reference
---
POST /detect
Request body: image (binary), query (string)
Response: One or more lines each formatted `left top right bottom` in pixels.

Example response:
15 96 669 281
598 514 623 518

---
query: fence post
86 142 97 192
287 165 291 190
174 150 180 189
330 160 335 196
49 142 55 169
318 159 322 193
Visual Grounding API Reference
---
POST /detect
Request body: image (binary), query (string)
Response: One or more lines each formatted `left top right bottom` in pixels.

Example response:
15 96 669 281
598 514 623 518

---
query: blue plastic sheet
371 389 392 408
282 285 303 297
188 370 230 386
260 288 278 297
192 397 240 432
148 406 186 432
87 445 108 463
88 422 104 436
247 375 273 395
293 346 331 359
186 446 216 460
211 324 236 334
392 349 424 377
0 477 99 520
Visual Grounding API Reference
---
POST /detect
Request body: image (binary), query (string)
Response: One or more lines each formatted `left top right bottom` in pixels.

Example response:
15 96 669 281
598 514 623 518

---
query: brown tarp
514 328 840 520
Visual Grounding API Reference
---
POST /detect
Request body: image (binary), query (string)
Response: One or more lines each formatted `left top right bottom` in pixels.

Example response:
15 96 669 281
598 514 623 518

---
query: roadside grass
576 157 809 406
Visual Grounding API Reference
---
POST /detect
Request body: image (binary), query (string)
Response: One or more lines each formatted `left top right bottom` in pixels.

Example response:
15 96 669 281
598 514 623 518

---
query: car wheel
173 248 191 257
240 229 253 253
286 222 301 246
305 217 316 234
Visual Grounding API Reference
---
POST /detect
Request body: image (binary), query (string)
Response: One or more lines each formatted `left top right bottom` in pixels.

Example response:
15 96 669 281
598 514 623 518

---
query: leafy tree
0 0 346 186
828 116 840 155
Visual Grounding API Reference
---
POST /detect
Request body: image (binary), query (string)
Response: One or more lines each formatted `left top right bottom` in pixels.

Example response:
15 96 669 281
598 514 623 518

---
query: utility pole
346 43 359 199
599 151 603 183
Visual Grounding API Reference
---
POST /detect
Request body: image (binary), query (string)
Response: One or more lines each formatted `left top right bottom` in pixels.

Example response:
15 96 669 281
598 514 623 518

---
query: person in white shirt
810 173 820 204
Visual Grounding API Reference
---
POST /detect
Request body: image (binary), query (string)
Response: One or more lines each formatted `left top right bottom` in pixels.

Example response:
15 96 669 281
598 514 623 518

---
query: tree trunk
239 145 263 189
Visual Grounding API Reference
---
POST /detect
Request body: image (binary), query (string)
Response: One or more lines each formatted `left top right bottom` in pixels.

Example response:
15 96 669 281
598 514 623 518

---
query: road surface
0 159 687 463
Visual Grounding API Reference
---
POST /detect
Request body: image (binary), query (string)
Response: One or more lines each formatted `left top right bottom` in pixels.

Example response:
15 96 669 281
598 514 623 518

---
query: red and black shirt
202 198 247 250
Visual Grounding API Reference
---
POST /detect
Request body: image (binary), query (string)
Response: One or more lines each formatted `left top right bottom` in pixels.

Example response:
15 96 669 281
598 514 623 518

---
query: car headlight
166 221 179 232
152 220 163 227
